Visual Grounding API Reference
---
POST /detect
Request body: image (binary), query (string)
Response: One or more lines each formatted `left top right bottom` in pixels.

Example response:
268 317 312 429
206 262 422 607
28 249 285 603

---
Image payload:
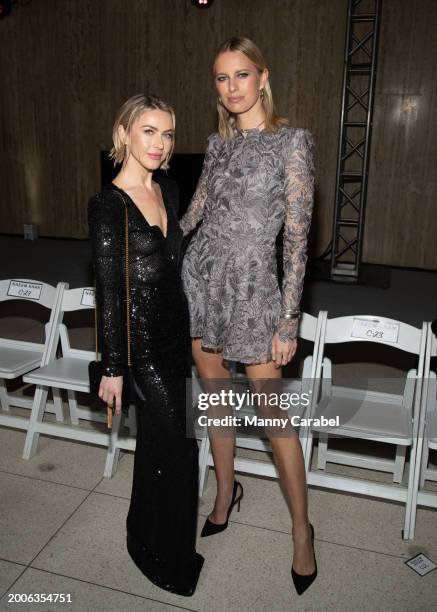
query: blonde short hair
214 37 288 140
109 94 176 170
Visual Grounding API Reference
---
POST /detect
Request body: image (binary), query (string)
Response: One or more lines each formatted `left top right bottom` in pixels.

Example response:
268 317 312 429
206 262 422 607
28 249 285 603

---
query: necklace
239 118 265 134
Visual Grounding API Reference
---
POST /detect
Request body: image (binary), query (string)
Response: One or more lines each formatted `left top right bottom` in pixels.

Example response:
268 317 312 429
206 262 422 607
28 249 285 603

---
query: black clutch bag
88 190 138 427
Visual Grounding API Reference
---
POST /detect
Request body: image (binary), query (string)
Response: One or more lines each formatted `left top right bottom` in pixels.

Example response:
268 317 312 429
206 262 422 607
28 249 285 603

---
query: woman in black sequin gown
88 94 203 596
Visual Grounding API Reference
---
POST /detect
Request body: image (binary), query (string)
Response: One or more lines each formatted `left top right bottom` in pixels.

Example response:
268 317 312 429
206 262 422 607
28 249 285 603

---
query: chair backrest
0 279 68 366
0 278 58 310
428 327 437 418
57 287 96 359
298 312 319 342
403 322 435 538
317 314 427 420
294 311 326 469
297 311 326 381
429 325 437 360
322 314 425 354
0 280 65 367
61 287 96 312
18 284 95 367
418 323 437 435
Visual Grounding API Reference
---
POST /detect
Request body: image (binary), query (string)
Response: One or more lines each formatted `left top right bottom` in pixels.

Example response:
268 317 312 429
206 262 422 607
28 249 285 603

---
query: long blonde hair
214 37 288 140
109 94 176 170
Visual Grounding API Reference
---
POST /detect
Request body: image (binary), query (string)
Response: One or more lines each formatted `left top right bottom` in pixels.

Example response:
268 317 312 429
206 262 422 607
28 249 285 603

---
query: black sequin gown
87 175 203 597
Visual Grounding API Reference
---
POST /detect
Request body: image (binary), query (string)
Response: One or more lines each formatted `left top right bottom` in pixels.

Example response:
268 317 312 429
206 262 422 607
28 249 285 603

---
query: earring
218 96 223 105
260 88 265 100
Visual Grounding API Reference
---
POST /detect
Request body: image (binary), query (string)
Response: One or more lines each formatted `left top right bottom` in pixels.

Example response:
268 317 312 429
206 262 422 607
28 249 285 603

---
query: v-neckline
110 180 169 239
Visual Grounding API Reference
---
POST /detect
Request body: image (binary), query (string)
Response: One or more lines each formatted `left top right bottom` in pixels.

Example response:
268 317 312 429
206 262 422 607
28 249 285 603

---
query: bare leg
245 361 315 575
192 339 239 524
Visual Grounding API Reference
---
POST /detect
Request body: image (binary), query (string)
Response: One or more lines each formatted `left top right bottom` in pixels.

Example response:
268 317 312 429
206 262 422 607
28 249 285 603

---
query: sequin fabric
180 126 315 364
88 175 203 597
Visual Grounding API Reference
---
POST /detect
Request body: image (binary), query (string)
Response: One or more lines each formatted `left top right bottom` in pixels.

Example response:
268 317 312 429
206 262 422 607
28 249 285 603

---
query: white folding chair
22 285 135 472
305 314 427 539
418 328 437 487
0 278 64 429
405 322 437 538
196 311 325 496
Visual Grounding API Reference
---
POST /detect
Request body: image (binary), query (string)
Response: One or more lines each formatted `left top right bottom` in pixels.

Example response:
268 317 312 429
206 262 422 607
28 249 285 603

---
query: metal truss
330 0 382 281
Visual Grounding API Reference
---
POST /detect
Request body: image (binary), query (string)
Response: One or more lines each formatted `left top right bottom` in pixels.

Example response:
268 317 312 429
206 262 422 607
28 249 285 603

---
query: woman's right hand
98 375 123 413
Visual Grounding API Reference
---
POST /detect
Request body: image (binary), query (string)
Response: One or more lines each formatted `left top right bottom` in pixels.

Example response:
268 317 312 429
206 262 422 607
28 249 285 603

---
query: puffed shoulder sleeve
88 192 125 377
276 128 315 342
179 132 222 236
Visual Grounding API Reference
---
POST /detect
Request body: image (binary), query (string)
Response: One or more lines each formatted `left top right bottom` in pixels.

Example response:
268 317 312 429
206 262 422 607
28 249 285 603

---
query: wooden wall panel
0 0 436 270
364 0 437 268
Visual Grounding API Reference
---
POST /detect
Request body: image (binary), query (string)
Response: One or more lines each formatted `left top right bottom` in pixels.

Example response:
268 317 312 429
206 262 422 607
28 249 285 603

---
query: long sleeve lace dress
180 125 315 364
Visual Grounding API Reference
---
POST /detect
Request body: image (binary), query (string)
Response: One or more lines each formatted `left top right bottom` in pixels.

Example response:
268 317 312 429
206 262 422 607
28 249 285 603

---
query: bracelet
282 309 301 320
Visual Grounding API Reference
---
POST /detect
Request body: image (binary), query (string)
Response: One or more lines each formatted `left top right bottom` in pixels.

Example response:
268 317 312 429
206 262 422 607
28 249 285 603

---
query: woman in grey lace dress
180 37 317 594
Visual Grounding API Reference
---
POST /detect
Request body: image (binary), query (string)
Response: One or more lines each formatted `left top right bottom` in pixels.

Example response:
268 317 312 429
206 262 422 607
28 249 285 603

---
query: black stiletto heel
291 523 317 595
200 480 244 537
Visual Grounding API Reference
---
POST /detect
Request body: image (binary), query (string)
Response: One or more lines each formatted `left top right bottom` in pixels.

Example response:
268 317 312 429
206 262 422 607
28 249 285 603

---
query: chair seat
0 347 43 379
312 390 412 445
23 357 90 392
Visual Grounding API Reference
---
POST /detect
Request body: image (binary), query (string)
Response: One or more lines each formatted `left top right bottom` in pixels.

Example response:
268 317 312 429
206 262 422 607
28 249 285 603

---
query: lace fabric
277 128 315 341
180 126 315 362
179 134 223 236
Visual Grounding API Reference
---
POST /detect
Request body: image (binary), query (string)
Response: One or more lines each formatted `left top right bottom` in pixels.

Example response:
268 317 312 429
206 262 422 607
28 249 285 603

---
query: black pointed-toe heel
200 480 244 538
291 523 317 596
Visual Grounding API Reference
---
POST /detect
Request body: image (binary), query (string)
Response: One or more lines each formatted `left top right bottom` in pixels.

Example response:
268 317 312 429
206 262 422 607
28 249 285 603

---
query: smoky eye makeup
215 69 252 81
141 126 174 139
140 125 156 134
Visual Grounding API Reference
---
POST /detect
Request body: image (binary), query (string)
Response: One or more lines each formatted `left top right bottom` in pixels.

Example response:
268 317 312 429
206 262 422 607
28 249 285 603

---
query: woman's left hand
271 333 297 367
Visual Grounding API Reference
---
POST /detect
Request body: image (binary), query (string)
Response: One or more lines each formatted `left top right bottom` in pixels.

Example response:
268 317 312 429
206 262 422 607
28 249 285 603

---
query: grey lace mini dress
180 125 315 364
